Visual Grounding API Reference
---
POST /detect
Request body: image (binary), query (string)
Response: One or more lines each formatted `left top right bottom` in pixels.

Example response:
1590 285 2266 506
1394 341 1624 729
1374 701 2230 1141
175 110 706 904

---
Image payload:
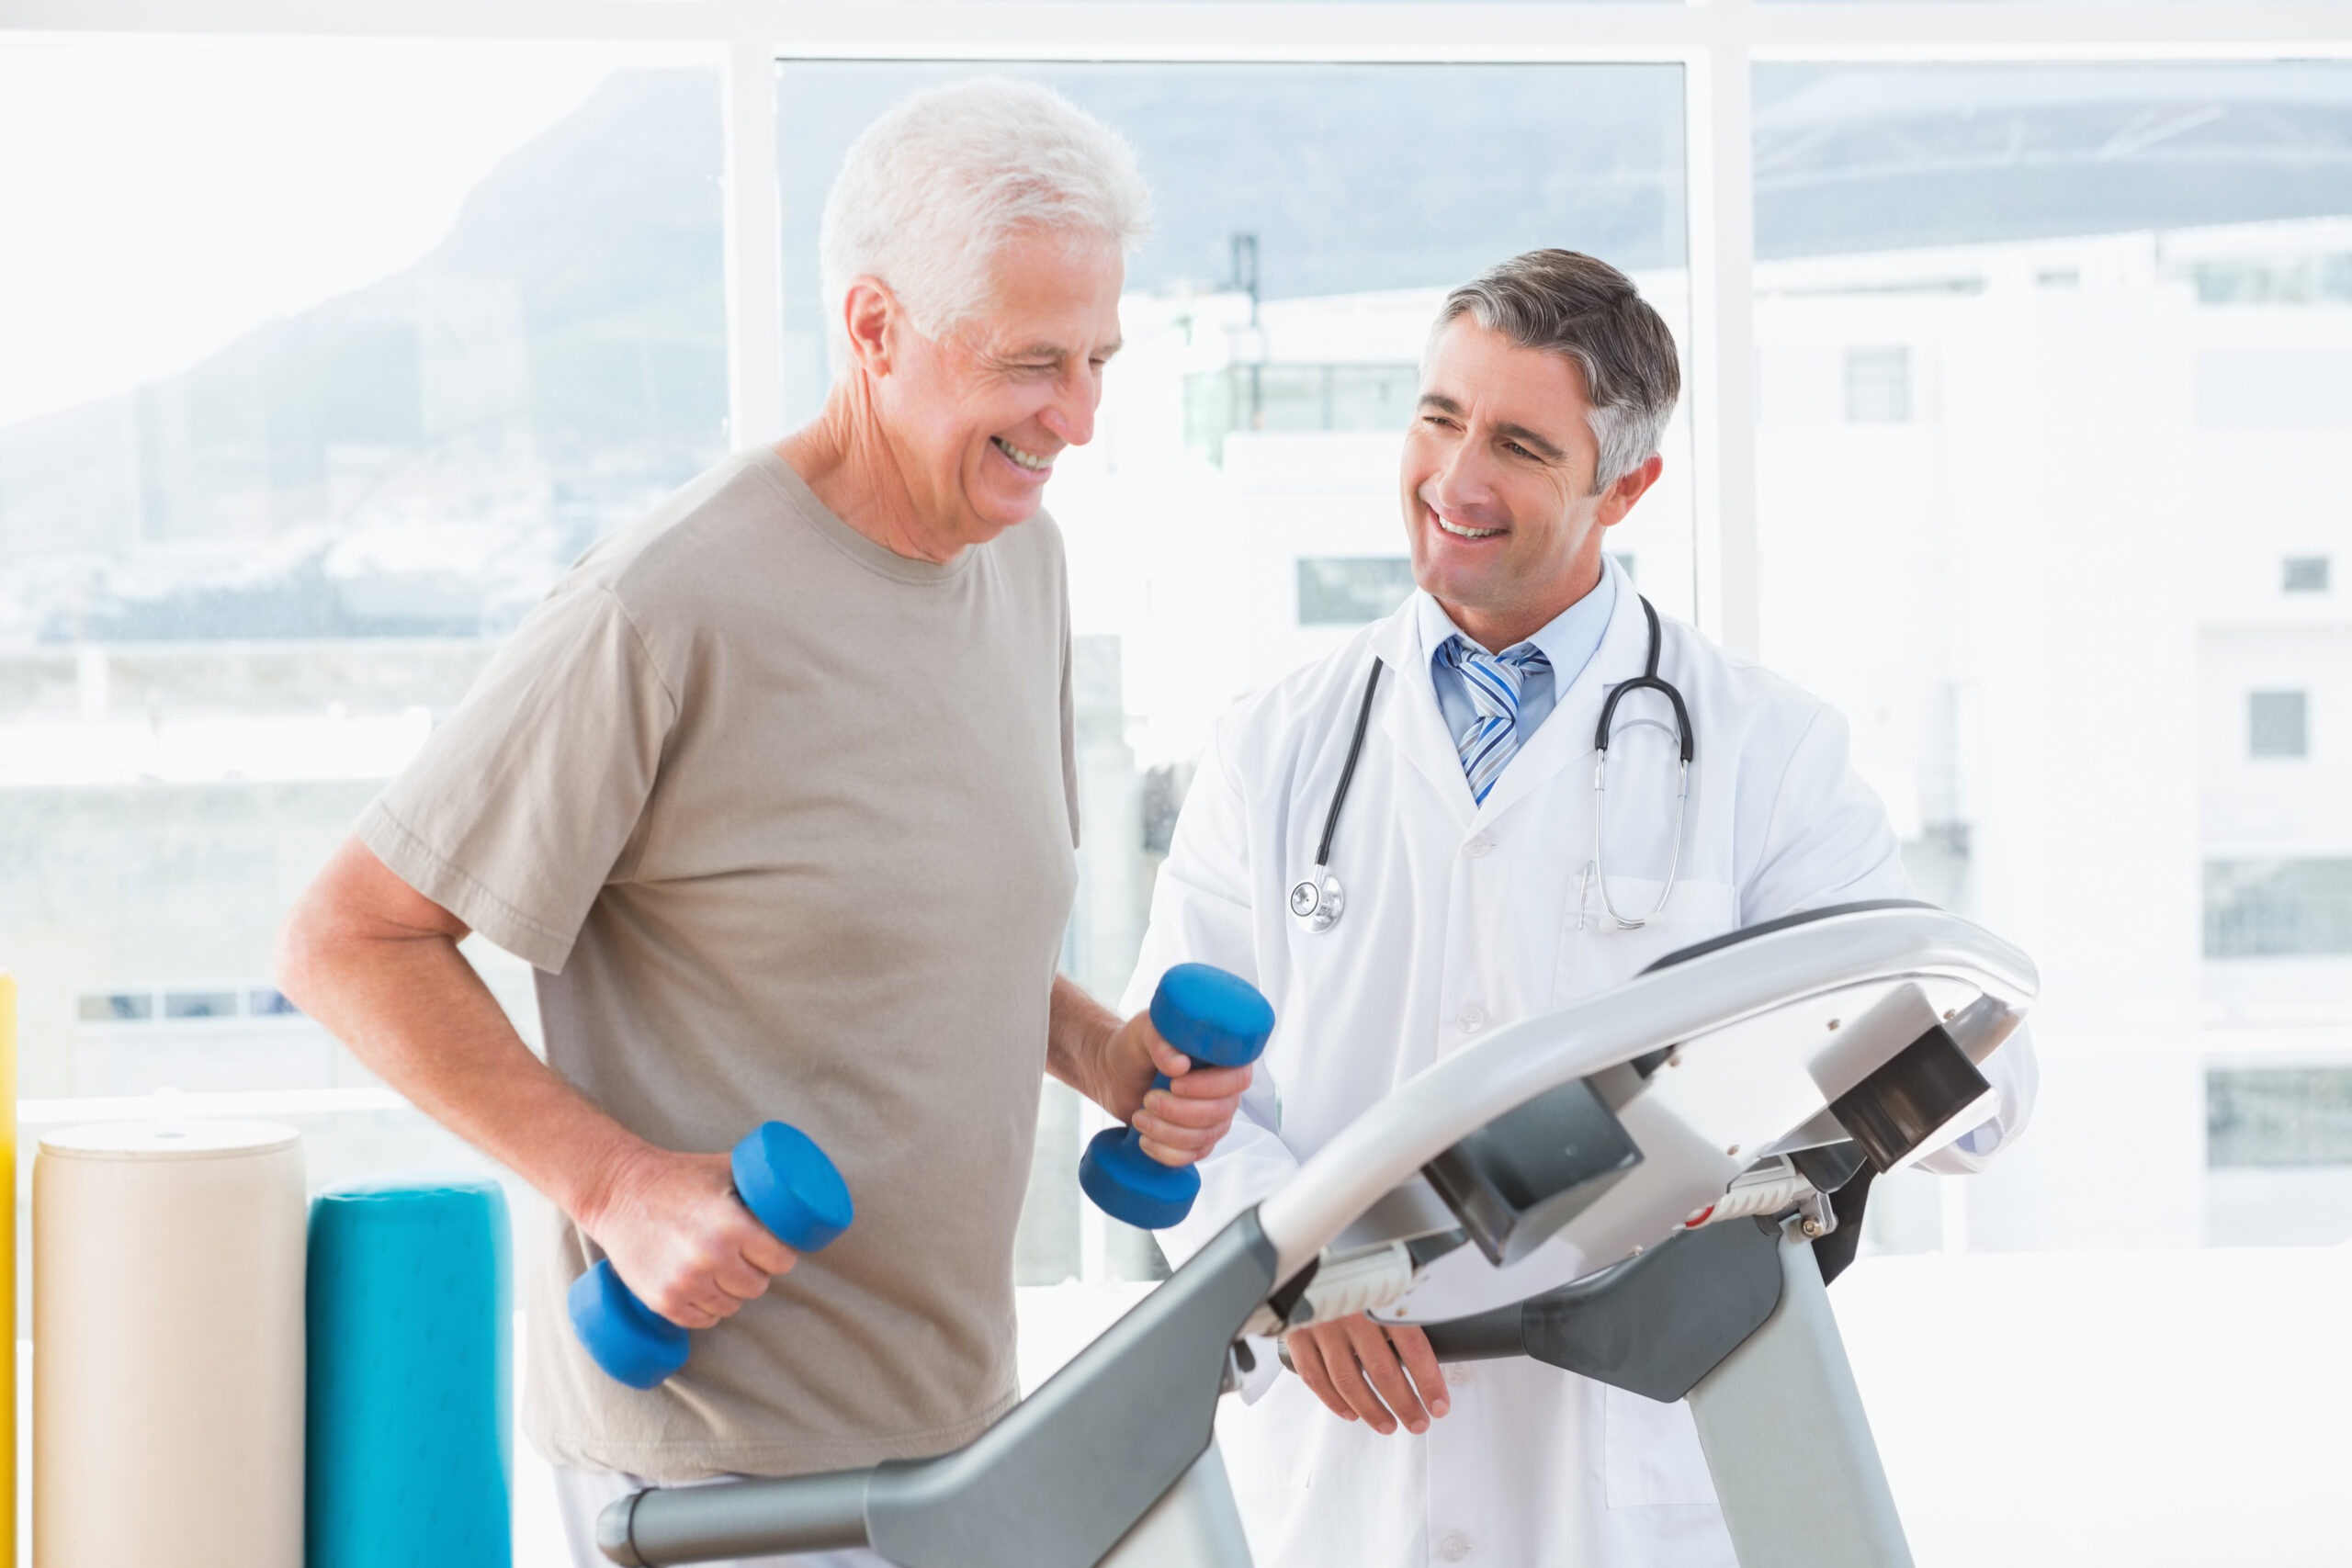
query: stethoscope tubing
1292 594 1695 934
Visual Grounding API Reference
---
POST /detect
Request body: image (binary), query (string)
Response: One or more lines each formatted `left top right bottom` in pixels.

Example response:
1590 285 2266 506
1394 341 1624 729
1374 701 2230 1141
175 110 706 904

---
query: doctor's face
1400 319 1660 650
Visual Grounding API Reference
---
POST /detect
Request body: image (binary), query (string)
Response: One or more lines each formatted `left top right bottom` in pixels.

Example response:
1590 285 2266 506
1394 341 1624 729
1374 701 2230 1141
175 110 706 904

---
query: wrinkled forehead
1419 317 1598 458
959 230 1127 353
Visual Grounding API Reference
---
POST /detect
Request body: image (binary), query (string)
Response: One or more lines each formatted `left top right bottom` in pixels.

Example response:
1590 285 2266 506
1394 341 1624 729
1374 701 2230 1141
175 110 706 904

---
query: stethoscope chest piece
1290 874 1345 933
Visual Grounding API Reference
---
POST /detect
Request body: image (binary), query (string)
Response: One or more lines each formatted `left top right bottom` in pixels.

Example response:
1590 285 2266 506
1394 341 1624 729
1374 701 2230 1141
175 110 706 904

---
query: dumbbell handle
1114 964 1268 1166
1112 1068 1181 1156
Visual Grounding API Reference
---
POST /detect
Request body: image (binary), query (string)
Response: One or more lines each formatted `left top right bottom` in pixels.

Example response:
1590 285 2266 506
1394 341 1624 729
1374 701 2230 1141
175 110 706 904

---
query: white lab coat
1125 561 2037 1568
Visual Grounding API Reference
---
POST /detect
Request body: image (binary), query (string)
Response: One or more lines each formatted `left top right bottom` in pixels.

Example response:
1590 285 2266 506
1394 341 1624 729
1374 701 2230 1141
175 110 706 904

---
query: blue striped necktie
1445 637 1550 804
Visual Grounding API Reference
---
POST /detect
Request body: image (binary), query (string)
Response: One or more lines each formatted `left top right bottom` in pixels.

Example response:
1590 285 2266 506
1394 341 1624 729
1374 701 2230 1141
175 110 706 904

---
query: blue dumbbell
1080 963 1275 1230
568 1122 853 1390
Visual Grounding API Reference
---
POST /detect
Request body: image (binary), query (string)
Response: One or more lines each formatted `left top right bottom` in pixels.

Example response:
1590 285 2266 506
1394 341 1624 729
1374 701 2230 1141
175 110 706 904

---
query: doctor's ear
1596 452 1666 528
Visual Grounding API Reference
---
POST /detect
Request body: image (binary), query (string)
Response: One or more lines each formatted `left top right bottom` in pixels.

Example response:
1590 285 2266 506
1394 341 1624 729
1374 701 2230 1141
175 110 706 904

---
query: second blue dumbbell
1080 963 1275 1230
568 1122 854 1390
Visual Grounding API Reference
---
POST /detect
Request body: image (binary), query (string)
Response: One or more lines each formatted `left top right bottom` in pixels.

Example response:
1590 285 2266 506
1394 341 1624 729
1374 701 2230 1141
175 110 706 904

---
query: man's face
875 231 1124 551
1399 317 1654 643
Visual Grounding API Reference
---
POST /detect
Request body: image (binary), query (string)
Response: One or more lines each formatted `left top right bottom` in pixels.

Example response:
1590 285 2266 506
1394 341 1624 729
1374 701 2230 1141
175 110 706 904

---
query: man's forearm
280 901 645 1226
1045 973 1121 1110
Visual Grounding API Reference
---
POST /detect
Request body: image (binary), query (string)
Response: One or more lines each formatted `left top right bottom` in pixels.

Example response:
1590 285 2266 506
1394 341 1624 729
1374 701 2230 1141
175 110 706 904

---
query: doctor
1125 249 2036 1567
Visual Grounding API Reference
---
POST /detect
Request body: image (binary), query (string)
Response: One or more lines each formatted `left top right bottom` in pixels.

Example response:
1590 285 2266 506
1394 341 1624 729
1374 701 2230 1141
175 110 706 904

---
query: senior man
278 80 1247 1568
1128 249 2038 1566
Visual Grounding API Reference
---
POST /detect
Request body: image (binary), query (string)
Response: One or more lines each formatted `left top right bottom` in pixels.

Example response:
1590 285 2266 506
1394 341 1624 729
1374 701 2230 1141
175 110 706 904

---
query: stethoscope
1289 595 1694 935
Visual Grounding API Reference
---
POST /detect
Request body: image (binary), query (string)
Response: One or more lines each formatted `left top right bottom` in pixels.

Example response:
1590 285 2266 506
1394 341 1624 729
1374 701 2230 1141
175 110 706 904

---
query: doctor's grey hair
1430 251 1683 492
820 78 1152 372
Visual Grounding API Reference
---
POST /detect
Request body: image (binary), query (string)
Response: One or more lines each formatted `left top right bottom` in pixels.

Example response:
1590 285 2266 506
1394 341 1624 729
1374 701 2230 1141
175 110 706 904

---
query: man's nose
1429 440 1495 515
1038 374 1098 449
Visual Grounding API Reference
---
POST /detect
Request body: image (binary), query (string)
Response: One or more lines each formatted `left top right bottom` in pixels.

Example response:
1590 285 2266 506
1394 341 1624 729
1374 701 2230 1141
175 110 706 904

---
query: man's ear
1597 452 1666 528
841 276 899 379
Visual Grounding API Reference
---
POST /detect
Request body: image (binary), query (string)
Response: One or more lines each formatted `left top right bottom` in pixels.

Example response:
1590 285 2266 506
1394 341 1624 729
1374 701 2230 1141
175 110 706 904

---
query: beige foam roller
34 1121 305 1568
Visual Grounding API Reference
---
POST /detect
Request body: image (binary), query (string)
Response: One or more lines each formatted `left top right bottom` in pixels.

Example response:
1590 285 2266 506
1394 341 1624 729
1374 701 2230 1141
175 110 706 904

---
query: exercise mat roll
33 1119 305 1568
307 1177 514 1568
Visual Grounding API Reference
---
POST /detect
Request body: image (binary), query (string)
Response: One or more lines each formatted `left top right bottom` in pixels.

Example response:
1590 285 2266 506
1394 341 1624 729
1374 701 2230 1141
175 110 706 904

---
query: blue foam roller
308 1177 513 1568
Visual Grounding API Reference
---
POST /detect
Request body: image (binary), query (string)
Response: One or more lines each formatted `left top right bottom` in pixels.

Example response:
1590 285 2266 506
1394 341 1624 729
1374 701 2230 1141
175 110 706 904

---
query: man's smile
991 435 1055 473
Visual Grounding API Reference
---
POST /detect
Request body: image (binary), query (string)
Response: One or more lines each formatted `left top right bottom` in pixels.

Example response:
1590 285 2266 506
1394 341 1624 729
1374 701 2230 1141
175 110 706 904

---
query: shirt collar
1416 563 1621 685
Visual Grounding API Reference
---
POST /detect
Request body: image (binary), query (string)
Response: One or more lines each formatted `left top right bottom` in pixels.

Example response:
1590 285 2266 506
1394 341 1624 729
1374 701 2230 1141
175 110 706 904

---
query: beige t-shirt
358 448 1080 1481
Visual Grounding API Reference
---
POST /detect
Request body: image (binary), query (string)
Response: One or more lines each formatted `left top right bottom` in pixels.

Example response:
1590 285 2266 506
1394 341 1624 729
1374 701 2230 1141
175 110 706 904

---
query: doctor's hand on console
1285 1315 1453 1437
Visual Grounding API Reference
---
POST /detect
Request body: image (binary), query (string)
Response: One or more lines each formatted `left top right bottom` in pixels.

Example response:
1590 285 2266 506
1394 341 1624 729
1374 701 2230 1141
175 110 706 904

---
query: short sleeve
357 583 676 974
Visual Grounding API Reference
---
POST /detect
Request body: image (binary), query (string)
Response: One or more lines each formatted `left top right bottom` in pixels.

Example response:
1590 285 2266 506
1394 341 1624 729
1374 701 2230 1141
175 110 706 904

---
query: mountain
1753 63 2352 258
5 59 2349 642
0 69 728 639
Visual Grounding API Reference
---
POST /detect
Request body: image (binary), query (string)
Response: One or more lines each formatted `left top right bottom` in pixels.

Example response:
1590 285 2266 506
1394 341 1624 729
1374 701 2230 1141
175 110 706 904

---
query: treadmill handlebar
1255 902 2033 1280
601 1470 873 1566
1403 1305 1527 1363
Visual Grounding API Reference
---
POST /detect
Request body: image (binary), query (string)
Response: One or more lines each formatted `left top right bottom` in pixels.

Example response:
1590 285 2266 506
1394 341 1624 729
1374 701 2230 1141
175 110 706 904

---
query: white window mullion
724 32 789 446
1685 6 1759 659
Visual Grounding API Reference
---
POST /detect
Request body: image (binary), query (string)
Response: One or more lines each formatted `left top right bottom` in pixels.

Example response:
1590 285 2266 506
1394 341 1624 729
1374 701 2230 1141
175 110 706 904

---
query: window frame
6 0 2351 1134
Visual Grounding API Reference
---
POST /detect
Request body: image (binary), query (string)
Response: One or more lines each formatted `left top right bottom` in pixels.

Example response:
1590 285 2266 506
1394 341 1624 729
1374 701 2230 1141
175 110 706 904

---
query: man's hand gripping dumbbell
571 1123 852 1388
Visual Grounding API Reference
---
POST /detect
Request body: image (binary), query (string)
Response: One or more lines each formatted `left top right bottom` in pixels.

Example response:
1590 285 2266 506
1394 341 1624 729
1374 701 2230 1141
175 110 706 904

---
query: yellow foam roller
0 973 14 1568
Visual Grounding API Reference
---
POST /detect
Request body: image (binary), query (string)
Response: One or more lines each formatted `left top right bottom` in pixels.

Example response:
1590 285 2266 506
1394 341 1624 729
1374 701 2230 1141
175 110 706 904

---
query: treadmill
597 900 2033 1568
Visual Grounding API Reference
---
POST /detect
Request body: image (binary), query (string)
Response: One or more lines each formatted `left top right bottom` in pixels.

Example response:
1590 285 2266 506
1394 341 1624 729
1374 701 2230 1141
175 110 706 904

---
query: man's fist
581 1145 799 1329
1099 1007 1254 1168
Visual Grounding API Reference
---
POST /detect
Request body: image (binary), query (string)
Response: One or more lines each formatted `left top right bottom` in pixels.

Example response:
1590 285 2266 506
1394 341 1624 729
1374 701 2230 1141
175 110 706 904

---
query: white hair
820 77 1152 371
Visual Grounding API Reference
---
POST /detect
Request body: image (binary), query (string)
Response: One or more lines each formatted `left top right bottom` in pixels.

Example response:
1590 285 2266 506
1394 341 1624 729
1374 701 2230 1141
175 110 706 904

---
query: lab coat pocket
1602 1384 1720 1509
1555 877 1737 1004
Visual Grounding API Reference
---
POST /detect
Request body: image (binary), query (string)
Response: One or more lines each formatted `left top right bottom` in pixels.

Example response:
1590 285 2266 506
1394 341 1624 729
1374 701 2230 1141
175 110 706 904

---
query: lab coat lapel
1368 602 1478 833
1468 562 1655 827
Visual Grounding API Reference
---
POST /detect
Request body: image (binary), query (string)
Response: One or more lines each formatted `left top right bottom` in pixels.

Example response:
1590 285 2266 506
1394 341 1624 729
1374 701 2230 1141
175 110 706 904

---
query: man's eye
1502 440 1532 458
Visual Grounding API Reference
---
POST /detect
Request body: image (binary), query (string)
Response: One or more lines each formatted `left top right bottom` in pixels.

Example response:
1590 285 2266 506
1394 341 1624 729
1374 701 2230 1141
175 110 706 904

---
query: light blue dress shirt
1418 567 1619 762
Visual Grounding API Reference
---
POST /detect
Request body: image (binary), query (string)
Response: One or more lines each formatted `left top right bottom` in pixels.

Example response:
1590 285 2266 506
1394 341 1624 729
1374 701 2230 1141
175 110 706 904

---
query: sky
0 39 708 430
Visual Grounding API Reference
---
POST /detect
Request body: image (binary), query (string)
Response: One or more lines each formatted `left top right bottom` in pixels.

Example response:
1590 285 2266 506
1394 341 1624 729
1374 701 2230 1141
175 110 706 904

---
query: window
1298 558 1418 626
1842 345 1912 423
162 989 240 1021
0 41 724 1178
2206 859 2352 958
11 12 2352 1560
2210 1068 2352 1168
75 992 153 1024
1185 363 1420 465
2249 690 2310 758
1756 60 2352 1279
